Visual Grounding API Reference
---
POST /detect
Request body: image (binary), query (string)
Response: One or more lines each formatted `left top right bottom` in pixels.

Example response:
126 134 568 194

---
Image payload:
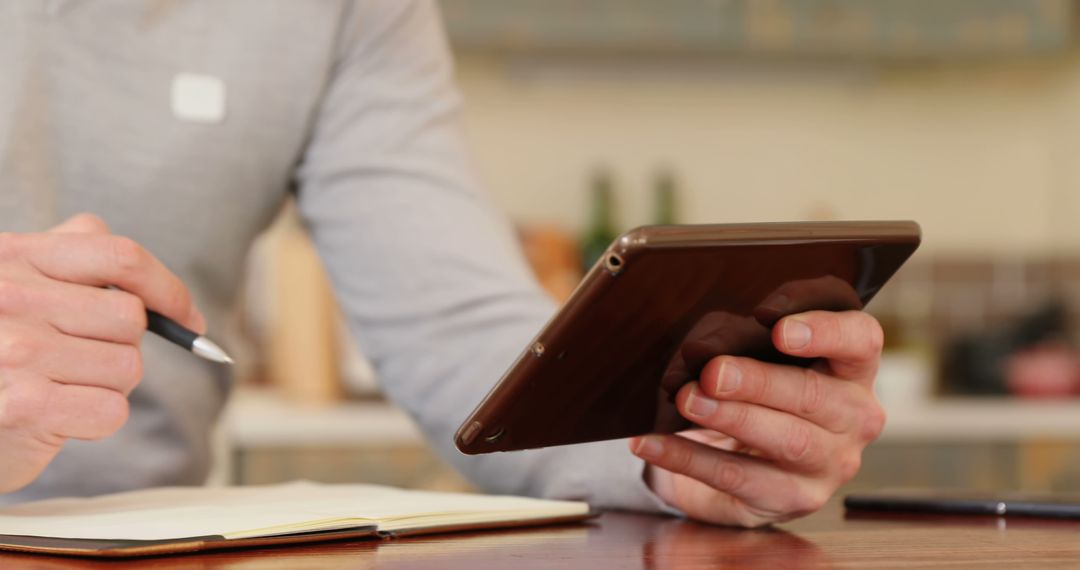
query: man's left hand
630 310 886 527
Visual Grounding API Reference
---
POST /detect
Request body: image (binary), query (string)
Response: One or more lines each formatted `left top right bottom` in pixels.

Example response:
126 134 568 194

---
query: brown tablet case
457 221 921 454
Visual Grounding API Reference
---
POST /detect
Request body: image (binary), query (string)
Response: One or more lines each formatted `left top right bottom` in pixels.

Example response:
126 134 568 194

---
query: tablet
845 490 1080 520
455 221 921 455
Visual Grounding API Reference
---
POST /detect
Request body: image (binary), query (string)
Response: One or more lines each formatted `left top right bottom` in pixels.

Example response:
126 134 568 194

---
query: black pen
146 310 234 364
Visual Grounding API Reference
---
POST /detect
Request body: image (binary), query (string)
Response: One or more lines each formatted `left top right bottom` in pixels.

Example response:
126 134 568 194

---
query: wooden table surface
4 500 1080 569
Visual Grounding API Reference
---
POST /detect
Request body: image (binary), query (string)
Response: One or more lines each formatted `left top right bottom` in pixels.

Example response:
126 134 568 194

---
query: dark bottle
653 167 678 225
580 168 619 271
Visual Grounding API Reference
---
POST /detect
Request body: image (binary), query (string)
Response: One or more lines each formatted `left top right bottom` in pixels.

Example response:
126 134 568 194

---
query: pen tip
192 337 235 365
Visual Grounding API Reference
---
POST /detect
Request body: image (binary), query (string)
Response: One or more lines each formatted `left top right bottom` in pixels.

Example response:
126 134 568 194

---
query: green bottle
581 168 618 272
653 168 678 225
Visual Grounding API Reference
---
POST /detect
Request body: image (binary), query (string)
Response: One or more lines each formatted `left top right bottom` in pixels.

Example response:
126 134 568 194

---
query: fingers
0 214 156 493
4 232 204 332
753 275 862 327
0 374 129 441
0 322 143 395
631 434 830 525
698 356 877 435
44 383 131 440
674 383 834 472
0 278 147 344
640 309 886 528
772 310 883 382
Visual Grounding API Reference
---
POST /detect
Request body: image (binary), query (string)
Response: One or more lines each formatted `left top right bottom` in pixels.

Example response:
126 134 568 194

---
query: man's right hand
0 213 204 494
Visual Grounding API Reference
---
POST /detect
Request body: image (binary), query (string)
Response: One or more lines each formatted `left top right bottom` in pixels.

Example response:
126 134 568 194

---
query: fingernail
634 436 664 459
716 362 742 393
686 388 718 418
759 293 791 314
783 319 812 350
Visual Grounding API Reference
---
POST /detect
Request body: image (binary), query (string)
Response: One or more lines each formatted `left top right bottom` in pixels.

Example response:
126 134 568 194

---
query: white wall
455 52 1080 255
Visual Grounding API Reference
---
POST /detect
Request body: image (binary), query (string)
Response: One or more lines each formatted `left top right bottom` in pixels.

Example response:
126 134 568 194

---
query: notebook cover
0 526 379 558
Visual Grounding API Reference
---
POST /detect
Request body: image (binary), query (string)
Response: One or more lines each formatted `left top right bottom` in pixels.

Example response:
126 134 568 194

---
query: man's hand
630 310 885 527
0 214 204 494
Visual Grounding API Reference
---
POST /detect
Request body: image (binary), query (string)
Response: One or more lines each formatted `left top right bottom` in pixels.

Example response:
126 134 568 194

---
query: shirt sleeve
293 0 676 515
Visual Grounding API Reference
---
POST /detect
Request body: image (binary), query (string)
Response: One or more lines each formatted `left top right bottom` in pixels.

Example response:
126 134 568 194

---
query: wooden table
4 500 1080 569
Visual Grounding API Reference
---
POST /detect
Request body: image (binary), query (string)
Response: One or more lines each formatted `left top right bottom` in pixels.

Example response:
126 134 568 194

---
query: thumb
49 213 111 235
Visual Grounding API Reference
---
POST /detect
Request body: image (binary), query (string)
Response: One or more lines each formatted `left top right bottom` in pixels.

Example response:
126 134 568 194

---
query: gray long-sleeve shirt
0 0 670 513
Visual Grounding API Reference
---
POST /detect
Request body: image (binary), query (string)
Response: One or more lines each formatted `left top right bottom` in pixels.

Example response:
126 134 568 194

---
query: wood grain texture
4 500 1080 569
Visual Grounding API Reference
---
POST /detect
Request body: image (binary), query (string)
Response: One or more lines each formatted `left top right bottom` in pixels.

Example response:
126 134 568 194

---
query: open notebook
0 482 592 557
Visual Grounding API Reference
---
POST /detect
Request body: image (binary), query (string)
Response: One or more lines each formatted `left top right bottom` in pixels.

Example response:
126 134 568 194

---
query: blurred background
213 0 1080 497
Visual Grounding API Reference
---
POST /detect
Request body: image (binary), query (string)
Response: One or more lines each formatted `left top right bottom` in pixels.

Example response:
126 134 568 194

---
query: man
0 1 885 527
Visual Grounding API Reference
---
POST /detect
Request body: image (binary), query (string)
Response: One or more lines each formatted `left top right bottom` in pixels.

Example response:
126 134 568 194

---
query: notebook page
0 503 372 541
0 482 588 541
295 488 589 532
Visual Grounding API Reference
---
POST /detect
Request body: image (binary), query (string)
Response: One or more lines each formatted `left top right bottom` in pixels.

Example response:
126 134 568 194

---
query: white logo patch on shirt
171 73 227 124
